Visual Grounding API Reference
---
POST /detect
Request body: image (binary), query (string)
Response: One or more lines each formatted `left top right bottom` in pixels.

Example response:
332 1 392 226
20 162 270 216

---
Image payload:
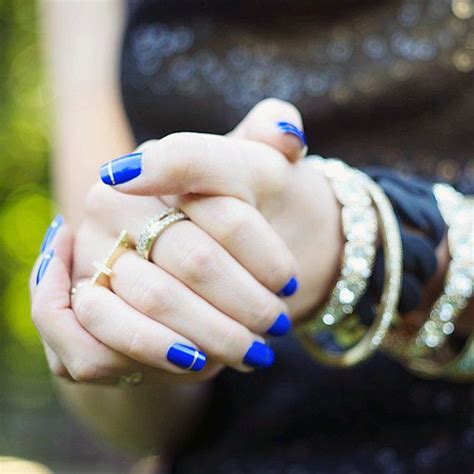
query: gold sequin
452 0 473 20
452 49 474 71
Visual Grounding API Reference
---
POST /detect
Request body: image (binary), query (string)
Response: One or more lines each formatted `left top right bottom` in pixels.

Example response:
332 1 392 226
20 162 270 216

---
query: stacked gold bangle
298 158 402 367
384 185 474 381
298 157 472 378
305 158 378 331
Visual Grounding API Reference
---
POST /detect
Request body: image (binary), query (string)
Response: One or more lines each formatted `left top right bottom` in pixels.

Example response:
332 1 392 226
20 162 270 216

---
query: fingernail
167 343 207 372
277 276 299 297
40 214 64 253
277 121 307 147
100 152 142 186
36 249 55 285
267 313 292 336
243 341 275 369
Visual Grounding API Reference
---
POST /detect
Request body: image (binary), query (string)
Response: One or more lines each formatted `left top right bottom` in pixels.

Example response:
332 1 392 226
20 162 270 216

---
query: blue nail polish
167 343 207 371
36 249 55 285
243 341 275 369
100 152 142 186
277 121 307 147
278 276 299 297
267 313 292 336
40 214 64 253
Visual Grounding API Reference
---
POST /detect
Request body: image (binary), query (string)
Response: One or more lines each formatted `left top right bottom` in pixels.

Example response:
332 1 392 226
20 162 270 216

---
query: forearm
41 0 134 227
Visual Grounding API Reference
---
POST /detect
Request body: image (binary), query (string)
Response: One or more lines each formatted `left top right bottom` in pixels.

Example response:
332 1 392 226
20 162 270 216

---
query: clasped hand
29 99 342 383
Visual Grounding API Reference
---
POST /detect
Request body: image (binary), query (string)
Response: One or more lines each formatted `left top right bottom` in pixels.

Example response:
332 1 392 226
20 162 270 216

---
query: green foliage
0 0 52 378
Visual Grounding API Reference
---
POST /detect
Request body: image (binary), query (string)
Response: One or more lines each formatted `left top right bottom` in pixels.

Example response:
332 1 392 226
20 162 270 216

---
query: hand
31 99 318 381
30 99 334 383
101 102 342 322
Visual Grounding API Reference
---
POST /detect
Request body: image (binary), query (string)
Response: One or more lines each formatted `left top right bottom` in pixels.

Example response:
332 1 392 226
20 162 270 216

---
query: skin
30 110 343 453
35 0 472 458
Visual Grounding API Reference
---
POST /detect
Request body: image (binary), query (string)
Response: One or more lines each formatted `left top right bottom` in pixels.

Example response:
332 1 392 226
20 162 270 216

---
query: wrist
289 161 344 321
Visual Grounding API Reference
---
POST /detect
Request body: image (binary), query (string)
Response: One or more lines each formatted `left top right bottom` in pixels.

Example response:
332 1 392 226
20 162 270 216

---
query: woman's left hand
99 122 343 321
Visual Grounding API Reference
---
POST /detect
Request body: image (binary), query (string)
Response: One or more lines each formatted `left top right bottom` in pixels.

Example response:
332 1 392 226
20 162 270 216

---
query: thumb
228 98 308 163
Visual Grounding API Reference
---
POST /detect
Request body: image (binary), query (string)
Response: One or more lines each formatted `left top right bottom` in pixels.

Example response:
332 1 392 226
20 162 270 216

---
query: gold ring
136 208 188 260
118 372 144 386
90 230 130 288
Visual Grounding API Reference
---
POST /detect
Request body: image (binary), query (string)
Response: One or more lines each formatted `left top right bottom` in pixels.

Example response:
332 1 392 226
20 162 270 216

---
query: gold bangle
298 160 403 367
385 185 473 379
90 230 130 288
303 157 377 330
441 334 474 382
136 208 188 260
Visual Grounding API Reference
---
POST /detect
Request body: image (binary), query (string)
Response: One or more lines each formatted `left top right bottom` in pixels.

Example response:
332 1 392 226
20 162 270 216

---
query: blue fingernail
267 313 292 336
40 214 64 253
167 343 207 371
278 276 299 297
243 341 275 369
36 249 55 285
100 152 142 186
277 121 307 147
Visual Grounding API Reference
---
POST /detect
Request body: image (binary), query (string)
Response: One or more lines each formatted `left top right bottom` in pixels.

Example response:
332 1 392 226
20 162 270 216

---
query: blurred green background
0 1 135 472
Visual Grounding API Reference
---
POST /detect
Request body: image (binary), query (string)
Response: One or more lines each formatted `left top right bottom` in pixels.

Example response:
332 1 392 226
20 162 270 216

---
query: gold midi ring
90 230 130 288
136 208 188 260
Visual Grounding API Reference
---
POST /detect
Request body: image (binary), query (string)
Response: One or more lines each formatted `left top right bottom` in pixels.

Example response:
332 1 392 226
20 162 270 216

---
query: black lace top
120 1 474 472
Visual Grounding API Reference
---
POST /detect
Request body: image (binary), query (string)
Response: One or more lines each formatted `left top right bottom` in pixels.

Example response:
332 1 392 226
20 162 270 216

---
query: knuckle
133 276 172 317
180 242 219 285
212 201 248 245
160 133 207 188
69 358 102 382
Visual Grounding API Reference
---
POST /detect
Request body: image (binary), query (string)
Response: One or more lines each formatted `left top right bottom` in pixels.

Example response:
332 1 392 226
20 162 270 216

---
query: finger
30 237 147 382
165 194 299 297
110 251 275 371
98 133 289 205
43 341 71 379
72 281 209 374
80 186 298 296
147 218 292 335
82 188 298 317
228 98 307 163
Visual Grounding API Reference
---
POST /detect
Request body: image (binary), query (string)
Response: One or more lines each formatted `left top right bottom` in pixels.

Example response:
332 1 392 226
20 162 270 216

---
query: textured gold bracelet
298 158 402 367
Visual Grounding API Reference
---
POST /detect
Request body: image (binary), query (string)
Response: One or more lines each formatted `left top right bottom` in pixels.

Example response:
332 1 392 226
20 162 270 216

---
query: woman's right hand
30 190 295 383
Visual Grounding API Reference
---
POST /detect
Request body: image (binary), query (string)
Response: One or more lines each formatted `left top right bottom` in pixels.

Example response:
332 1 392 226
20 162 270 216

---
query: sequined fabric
120 1 474 472
122 0 474 191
